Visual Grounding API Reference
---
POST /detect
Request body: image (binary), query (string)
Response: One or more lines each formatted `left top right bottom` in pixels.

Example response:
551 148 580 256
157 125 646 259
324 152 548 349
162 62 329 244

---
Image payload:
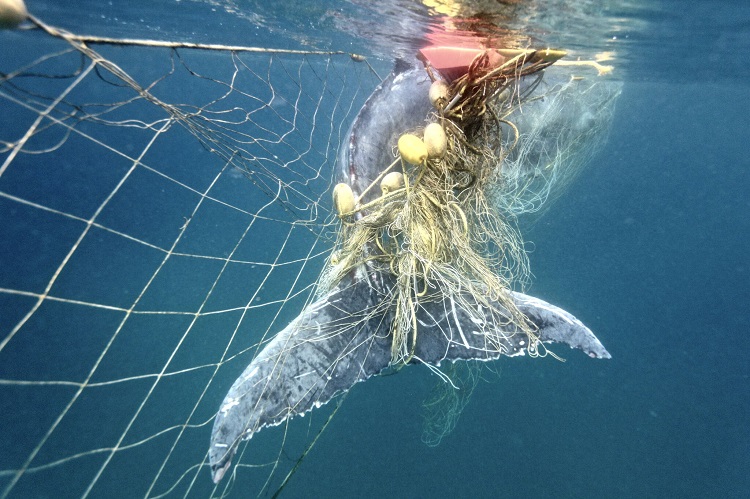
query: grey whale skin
208 61 611 484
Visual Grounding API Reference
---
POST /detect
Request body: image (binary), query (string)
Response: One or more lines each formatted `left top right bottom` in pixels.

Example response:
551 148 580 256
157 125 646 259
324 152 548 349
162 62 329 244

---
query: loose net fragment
421 361 483 447
0 19 381 498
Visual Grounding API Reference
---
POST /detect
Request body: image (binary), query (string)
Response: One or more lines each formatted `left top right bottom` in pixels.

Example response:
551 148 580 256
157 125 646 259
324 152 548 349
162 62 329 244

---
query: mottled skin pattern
209 272 609 482
209 60 610 483
339 59 432 205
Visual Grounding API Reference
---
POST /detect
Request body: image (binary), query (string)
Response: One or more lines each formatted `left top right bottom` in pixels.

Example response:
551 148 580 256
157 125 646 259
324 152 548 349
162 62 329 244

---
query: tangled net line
321 49 568 365
317 47 619 445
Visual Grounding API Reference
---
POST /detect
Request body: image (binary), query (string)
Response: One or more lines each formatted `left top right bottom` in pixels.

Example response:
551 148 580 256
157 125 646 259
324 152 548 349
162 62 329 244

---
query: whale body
209 59 612 484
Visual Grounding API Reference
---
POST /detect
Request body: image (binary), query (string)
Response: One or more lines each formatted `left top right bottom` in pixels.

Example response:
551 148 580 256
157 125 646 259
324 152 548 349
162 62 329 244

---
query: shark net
0 7 620 498
0 14 383 498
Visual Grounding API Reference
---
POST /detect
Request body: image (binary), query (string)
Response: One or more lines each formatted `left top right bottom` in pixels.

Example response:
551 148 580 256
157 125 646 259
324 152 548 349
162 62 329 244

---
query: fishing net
322 48 618 366
0 14 381 498
0 8 620 499
317 49 619 450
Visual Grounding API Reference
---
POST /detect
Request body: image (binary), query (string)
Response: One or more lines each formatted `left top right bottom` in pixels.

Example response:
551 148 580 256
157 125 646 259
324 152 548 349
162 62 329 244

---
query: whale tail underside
208 275 609 482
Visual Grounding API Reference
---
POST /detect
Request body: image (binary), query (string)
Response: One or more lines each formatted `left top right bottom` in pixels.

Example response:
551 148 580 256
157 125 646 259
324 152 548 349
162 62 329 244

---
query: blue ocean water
1 0 748 498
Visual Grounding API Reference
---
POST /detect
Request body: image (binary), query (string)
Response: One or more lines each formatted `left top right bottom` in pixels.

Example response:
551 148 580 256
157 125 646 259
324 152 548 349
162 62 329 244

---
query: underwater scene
0 0 748 497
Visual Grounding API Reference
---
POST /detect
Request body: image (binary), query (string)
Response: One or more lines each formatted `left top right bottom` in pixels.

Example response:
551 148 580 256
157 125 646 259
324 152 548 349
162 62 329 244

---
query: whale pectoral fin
511 291 611 359
209 280 393 483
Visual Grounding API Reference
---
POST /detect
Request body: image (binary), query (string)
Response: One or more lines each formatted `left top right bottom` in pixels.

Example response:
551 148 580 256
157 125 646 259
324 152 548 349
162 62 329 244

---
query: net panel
0 24 381 498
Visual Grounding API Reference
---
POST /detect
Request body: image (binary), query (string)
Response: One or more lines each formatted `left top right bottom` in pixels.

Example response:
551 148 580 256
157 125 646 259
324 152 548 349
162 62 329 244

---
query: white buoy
424 123 447 159
428 80 450 110
332 183 355 216
398 134 428 165
380 171 404 195
0 0 28 29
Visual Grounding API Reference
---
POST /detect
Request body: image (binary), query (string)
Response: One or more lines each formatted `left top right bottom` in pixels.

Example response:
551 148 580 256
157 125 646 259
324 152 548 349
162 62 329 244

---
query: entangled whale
209 56 612 484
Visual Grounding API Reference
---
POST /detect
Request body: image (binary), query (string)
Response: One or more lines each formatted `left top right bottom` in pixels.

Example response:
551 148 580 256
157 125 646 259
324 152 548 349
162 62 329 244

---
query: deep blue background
0 1 748 498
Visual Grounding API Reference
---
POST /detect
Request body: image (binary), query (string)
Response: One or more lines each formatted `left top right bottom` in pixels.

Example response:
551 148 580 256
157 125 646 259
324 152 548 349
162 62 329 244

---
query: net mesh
0 19 381 498
0 9 622 497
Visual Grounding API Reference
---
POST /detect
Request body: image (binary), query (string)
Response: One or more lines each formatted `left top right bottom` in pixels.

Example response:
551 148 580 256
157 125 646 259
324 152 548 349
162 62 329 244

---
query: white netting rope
0 18 380 498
